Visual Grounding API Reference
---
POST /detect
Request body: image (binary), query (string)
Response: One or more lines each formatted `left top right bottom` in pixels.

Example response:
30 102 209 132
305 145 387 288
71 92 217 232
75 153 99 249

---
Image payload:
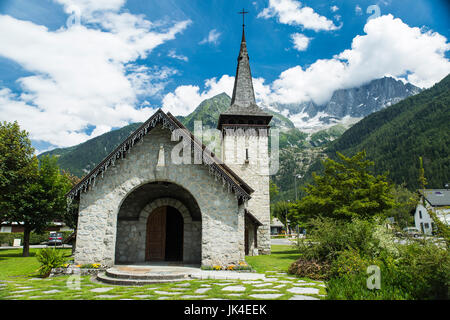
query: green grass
245 244 301 273
0 245 327 300
0 248 71 279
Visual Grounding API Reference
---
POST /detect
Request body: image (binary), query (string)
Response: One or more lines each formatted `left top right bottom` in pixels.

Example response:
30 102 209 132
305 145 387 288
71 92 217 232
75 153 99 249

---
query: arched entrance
146 206 184 261
115 181 202 265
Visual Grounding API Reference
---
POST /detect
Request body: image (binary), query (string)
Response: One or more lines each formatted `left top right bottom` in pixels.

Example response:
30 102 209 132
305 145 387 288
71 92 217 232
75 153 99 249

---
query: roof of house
270 217 285 228
420 189 450 206
66 109 254 202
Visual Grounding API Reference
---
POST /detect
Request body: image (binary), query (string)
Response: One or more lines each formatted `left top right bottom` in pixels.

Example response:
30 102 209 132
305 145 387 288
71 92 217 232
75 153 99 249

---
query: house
270 218 284 235
414 189 450 235
67 23 273 267
0 221 71 233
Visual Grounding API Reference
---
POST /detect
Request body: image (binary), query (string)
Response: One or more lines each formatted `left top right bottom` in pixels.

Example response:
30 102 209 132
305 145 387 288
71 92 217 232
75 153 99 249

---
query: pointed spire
217 10 272 130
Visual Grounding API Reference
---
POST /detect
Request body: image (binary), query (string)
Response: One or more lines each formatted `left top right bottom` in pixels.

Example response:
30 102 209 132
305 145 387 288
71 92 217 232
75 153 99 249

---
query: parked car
402 227 421 238
48 232 63 246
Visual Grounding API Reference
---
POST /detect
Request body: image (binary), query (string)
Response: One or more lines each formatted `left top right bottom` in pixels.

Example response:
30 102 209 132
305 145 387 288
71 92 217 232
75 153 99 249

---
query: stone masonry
75 124 247 267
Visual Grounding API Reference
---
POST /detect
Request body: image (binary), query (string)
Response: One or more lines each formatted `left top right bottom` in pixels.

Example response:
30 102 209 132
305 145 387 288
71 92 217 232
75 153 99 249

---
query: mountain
177 92 295 131
39 93 294 177
267 77 422 132
298 74 450 192
40 123 143 177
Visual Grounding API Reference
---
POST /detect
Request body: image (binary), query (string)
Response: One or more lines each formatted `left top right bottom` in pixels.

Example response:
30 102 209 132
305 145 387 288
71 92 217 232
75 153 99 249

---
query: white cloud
162 75 234 116
291 33 312 51
355 5 363 16
258 0 340 31
167 49 188 62
0 2 191 149
268 14 450 105
199 29 221 45
330 5 339 12
163 15 449 117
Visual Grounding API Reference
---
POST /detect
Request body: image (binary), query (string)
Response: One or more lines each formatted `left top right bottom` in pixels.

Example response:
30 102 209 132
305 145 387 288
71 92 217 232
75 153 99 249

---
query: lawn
0 244 326 300
246 244 301 273
0 248 71 279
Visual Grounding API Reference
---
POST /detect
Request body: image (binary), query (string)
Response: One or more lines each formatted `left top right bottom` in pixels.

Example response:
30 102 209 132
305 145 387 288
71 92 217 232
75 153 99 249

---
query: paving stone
226 294 242 297
133 295 153 299
252 289 279 292
28 296 44 299
221 285 246 292
277 280 293 284
213 282 235 286
157 297 170 300
289 295 320 300
273 284 286 289
12 289 37 293
292 282 319 286
287 287 320 295
253 283 273 287
242 281 262 284
318 284 326 287
42 289 61 294
249 294 283 299
200 284 212 287
181 295 207 299
95 295 119 299
171 288 189 291
195 288 211 294
154 291 181 295
176 283 191 287
90 287 114 293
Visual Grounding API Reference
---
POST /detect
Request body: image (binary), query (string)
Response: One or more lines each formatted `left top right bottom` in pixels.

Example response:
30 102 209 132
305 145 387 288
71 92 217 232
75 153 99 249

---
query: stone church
68 26 273 267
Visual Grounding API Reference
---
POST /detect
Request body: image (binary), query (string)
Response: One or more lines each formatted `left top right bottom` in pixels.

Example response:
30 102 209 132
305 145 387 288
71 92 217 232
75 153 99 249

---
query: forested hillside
325 74 450 190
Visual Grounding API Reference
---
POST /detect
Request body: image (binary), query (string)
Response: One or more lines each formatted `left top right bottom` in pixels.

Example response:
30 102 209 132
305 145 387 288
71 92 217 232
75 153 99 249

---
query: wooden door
245 227 249 255
146 206 166 261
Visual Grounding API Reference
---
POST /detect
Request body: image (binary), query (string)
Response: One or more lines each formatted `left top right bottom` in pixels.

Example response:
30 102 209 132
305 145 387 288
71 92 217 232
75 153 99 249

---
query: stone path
2 271 326 300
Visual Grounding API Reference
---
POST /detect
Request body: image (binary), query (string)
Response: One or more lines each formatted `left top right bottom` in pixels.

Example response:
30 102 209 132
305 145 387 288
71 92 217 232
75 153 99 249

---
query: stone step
105 268 191 281
96 272 189 286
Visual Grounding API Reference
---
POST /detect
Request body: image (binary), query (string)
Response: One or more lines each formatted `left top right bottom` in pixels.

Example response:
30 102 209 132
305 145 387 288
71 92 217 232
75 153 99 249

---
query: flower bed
200 261 254 272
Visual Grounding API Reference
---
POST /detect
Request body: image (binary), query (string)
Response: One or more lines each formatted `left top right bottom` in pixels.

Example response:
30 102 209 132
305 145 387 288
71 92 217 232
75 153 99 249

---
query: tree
0 121 72 256
385 184 417 229
292 151 395 222
60 171 81 254
0 121 38 225
15 155 72 256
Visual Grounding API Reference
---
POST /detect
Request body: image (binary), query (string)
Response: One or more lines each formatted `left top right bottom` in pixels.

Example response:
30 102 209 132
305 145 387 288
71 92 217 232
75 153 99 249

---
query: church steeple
217 10 272 131
230 26 257 108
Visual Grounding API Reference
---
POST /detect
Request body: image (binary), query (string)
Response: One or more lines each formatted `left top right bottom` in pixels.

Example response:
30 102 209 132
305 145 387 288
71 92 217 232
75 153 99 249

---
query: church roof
67 109 254 202
219 27 271 118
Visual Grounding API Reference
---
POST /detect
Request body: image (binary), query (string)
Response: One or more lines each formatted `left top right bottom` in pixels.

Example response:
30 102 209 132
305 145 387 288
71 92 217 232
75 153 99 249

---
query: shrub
0 231 72 246
288 257 331 280
296 217 395 262
326 270 413 300
330 249 372 278
35 248 68 277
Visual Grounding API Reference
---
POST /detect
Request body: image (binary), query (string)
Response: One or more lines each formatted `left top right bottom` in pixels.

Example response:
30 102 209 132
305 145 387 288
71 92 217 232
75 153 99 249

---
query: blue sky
0 0 449 152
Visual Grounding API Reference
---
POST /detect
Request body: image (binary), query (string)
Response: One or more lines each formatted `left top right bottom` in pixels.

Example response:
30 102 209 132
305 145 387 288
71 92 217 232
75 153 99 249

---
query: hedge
0 231 73 246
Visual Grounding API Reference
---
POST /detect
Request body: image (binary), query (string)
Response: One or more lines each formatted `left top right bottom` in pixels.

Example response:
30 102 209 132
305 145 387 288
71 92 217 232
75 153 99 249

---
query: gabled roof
420 189 450 206
67 109 253 201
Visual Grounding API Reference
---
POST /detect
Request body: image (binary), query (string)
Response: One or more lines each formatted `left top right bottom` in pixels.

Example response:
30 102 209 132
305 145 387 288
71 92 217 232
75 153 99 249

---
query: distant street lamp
294 174 303 201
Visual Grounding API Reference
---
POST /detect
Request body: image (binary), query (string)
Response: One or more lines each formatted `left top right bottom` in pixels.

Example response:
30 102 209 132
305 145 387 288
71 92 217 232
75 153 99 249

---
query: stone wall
75 124 246 267
222 130 271 254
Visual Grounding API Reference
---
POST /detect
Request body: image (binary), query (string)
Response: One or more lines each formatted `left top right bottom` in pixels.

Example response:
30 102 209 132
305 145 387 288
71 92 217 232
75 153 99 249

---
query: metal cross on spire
238 8 248 27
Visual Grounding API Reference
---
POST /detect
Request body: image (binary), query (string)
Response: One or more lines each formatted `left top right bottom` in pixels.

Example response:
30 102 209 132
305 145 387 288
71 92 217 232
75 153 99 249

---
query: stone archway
114 184 202 265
